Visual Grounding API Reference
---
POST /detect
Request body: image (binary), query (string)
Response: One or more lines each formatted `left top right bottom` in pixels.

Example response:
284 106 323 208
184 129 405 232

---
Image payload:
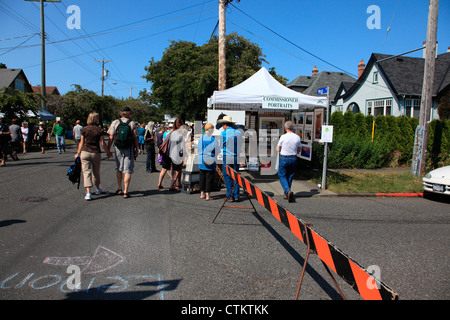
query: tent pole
321 87 329 190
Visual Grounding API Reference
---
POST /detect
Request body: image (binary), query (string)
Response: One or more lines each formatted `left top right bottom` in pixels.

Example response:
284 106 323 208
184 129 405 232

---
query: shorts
114 146 135 174
161 153 182 171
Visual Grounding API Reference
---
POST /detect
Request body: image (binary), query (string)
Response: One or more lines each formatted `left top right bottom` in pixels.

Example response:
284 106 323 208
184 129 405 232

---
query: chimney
423 41 438 58
358 59 365 78
312 66 318 77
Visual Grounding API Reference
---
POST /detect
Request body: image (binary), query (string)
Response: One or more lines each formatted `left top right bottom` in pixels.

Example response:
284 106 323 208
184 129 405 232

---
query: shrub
325 112 448 169
327 135 390 169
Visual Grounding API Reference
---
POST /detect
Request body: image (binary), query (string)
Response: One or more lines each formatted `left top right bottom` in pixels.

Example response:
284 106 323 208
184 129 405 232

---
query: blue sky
1 0 449 100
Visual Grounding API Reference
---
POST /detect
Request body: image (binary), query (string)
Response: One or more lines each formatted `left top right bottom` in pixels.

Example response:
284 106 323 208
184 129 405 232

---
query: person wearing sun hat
218 115 242 202
197 123 219 200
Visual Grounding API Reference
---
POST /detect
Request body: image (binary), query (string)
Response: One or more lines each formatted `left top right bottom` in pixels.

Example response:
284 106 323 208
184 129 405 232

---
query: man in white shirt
277 121 301 202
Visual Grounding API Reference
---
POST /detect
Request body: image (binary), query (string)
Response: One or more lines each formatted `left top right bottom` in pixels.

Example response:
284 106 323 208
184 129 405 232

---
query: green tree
0 88 41 121
143 32 286 121
342 110 355 137
330 111 344 135
46 84 120 126
354 112 367 139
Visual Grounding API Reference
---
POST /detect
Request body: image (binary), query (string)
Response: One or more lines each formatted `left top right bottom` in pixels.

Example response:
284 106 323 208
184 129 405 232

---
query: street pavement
0 143 449 304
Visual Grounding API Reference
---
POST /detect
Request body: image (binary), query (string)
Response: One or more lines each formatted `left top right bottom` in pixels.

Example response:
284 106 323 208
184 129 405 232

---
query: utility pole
417 0 439 177
95 58 111 96
25 0 61 110
39 0 46 109
127 87 136 99
218 0 226 91
218 0 239 91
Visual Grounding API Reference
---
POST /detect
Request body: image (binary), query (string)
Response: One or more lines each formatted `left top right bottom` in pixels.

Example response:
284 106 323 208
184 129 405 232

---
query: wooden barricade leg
212 180 262 225
294 223 346 300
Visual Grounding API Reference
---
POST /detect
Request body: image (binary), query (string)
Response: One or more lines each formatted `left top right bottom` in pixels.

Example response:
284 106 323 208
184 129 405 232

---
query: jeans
278 155 297 196
56 135 65 152
222 161 240 200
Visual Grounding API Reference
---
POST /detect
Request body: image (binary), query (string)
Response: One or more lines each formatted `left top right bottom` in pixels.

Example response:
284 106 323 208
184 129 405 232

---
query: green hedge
322 111 450 170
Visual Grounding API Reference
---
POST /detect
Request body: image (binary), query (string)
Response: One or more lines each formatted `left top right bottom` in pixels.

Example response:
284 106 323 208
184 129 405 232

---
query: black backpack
114 119 133 149
67 157 81 189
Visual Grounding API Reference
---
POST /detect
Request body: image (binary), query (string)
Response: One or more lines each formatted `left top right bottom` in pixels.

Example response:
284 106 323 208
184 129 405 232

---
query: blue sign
317 87 328 95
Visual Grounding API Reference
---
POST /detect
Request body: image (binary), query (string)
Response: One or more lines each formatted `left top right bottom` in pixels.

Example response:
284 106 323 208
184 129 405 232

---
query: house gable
0 69 33 93
341 59 397 116
339 52 450 119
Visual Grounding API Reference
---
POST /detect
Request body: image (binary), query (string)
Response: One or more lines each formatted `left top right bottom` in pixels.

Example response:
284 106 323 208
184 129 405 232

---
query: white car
423 165 450 195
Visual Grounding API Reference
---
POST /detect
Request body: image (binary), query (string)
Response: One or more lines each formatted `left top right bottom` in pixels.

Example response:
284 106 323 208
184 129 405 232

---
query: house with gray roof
287 65 357 110
337 50 450 120
0 68 33 93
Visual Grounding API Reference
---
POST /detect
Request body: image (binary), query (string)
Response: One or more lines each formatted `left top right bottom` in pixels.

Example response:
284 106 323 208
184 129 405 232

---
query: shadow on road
0 219 26 228
64 279 181 300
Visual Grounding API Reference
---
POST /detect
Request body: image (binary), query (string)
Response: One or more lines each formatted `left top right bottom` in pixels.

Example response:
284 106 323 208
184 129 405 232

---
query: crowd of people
1 107 301 203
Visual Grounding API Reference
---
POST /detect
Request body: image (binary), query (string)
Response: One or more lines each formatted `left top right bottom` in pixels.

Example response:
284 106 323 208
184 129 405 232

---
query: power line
0 33 40 42
0 33 38 57
0 8 217 51
21 16 217 69
230 3 357 78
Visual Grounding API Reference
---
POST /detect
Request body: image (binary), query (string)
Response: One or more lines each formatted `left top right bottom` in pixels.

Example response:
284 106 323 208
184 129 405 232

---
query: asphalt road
0 144 448 303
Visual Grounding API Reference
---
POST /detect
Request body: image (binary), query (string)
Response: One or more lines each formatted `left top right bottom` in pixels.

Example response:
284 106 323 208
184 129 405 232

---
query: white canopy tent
207 67 328 111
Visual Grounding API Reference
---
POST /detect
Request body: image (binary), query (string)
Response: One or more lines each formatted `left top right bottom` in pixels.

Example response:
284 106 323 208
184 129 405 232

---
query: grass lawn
300 168 424 194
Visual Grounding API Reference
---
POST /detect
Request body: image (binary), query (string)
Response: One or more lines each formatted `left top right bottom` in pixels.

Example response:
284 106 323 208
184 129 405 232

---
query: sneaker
95 188 102 195
85 193 92 201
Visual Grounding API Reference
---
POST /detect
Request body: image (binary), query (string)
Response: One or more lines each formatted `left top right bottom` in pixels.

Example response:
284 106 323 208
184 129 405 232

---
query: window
405 99 421 119
373 71 378 84
347 103 360 114
368 98 393 116
15 79 24 92
386 99 392 116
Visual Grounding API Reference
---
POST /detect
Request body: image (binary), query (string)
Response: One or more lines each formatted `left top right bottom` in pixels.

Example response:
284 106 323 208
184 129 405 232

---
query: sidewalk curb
309 192 424 198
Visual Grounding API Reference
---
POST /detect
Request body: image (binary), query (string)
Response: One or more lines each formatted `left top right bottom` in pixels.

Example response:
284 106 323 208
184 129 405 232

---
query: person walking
107 106 139 198
157 118 185 191
0 119 10 166
75 113 112 201
144 121 158 173
34 122 48 154
73 120 83 148
21 122 29 154
197 123 218 201
219 116 242 202
9 118 22 161
277 121 302 203
52 119 67 154
138 123 146 154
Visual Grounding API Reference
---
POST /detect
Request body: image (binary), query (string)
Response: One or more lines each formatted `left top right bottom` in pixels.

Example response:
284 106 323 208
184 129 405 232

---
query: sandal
123 193 131 198
115 189 123 195
157 185 164 189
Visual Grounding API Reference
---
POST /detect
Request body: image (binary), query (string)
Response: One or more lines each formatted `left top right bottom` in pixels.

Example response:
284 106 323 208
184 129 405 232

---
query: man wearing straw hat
218 115 242 202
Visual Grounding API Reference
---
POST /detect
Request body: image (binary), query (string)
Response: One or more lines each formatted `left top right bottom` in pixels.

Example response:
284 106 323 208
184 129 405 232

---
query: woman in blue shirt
197 123 218 201
137 123 146 154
